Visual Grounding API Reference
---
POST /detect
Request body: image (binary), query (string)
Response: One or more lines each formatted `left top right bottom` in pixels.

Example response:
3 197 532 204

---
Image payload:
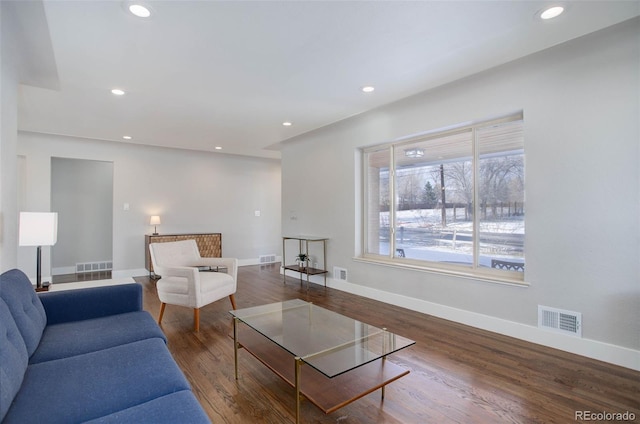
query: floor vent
259 254 277 264
538 305 582 337
76 261 113 273
333 267 348 281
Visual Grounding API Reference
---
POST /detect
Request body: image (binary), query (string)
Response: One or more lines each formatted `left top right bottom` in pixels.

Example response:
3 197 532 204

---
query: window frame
361 113 526 285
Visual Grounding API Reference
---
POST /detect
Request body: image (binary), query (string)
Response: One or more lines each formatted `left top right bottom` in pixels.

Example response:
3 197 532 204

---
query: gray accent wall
280 19 639 356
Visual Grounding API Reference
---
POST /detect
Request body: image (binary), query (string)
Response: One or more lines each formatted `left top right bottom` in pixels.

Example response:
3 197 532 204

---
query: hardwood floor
130 264 640 423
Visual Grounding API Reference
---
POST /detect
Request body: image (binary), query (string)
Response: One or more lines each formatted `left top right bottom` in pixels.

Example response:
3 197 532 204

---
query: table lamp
19 212 58 289
150 215 161 235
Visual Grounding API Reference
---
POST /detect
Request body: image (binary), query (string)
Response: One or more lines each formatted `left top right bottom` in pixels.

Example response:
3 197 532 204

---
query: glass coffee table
230 299 415 423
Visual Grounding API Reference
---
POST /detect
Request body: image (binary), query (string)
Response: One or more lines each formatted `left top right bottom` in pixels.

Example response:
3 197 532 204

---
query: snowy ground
383 208 524 233
376 208 524 268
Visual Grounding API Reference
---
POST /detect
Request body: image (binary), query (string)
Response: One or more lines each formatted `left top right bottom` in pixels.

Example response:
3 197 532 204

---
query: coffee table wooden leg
381 328 387 400
381 356 386 400
234 318 239 380
295 357 302 424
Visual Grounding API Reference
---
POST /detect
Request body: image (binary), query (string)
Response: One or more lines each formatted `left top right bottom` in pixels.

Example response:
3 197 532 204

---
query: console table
282 235 328 288
145 233 222 275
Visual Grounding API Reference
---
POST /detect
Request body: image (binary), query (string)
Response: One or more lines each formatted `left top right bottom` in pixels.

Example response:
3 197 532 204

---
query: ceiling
13 1 640 159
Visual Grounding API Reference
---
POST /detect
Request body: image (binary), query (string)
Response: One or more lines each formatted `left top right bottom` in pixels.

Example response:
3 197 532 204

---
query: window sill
353 255 529 287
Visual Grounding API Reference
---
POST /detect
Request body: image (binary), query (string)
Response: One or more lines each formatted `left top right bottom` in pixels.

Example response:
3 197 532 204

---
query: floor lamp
19 212 58 289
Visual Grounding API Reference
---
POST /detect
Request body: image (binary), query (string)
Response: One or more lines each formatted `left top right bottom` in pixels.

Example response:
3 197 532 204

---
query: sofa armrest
39 284 143 325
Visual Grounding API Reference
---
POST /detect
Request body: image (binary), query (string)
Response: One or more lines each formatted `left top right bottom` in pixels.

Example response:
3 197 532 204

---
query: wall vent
259 254 277 264
76 261 112 274
538 305 582 337
333 267 348 281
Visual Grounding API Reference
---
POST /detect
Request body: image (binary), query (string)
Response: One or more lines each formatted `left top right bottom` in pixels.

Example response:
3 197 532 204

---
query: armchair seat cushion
156 277 190 295
29 311 167 364
200 272 234 293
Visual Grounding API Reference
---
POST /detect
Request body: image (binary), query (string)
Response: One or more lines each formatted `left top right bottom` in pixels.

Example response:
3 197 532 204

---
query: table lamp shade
149 215 161 226
19 212 58 246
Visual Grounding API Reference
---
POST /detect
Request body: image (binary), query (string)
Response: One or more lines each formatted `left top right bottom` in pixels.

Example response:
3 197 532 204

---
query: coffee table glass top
230 299 415 378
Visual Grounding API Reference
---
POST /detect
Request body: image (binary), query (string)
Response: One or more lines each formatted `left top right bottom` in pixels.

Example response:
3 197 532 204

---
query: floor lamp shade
19 212 58 289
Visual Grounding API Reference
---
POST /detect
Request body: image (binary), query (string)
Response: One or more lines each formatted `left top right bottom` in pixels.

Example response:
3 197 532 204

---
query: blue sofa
0 269 210 424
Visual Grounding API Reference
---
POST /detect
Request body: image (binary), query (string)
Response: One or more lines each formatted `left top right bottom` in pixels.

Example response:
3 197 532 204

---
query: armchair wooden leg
158 303 166 325
194 308 200 332
229 294 237 310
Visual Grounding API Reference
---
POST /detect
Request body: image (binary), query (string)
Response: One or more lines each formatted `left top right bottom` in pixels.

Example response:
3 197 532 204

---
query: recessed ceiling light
123 135 132 140
129 4 151 18
282 122 292 127
215 146 222 150
540 6 564 20
361 86 375 93
111 89 125 96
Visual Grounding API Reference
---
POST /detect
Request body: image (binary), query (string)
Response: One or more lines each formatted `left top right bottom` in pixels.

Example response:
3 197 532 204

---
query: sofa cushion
0 298 29 422
81 391 211 423
39 284 143 325
29 311 167 364
2 338 192 424
0 269 47 357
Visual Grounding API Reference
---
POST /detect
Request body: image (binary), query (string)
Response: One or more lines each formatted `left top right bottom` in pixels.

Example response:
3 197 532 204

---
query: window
363 113 525 282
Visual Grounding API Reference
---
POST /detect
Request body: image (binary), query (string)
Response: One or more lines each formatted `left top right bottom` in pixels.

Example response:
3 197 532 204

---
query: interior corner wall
280 19 640 364
0 70 18 273
17 133 282 277
0 2 19 272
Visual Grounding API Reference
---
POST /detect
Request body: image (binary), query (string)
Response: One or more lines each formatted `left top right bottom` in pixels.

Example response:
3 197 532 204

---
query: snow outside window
363 113 525 282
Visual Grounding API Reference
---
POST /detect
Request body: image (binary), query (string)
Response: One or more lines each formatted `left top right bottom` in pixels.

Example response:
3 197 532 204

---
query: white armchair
148 239 237 331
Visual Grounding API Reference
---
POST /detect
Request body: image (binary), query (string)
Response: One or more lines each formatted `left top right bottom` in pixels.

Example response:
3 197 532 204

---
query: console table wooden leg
282 237 286 284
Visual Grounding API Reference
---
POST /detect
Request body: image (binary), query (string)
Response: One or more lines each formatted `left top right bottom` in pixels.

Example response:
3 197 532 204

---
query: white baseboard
52 266 76 275
114 258 281 279
292 272 639 371
238 256 282 267
115 264 639 371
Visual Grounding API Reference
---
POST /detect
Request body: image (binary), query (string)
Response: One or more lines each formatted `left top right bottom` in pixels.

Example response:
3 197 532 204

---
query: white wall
51 158 113 273
0 2 20 272
281 19 639 369
18 132 282 277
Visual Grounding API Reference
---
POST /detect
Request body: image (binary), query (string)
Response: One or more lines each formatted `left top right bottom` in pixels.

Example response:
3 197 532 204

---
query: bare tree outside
365 116 524 274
